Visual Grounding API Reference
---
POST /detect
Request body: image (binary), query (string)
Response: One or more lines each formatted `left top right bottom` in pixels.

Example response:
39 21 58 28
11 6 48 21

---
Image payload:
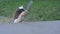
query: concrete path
0 21 60 34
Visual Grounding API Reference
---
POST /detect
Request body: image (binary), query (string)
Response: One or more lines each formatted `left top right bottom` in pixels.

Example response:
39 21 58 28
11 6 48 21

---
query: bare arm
17 10 28 20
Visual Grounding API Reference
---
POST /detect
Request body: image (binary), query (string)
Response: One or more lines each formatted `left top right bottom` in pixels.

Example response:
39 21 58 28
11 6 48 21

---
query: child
14 6 27 23
14 0 33 23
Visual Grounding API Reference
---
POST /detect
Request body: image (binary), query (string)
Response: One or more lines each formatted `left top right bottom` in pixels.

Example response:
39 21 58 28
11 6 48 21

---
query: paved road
0 21 60 34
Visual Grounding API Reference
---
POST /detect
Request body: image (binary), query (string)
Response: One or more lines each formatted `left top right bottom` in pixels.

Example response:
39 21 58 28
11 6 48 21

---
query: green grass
0 0 60 21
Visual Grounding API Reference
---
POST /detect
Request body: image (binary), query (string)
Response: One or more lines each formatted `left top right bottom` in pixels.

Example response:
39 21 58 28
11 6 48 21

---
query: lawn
0 0 60 21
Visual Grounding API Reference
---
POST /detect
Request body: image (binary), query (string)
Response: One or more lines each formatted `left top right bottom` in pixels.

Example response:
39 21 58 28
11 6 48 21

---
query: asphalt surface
0 21 60 34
